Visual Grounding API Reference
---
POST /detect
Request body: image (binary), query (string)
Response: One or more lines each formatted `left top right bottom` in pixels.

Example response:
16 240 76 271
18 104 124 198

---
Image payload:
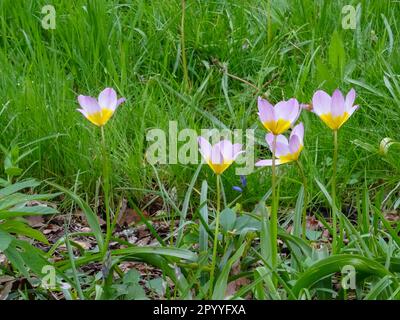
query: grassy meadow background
1 0 400 211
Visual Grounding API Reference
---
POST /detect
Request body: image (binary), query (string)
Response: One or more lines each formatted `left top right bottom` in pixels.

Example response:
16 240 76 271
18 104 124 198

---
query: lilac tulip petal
292 106 302 124
312 90 331 116
258 97 275 122
255 159 273 166
291 123 304 142
265 133 275 149
275 99 299 123
347 105 359 117
345 88 356 112
232 143 244 160
331 89 345 117
198 137 212 161
211 144 224 164
98 88 118 110
275 142 290 157
287 98 300 123
255 159 283 167
76 108 88 117
266 134 288 152
289 135 301 154
217 140 234 160
117 97 126 107
77 95 100 114
276 136 289 149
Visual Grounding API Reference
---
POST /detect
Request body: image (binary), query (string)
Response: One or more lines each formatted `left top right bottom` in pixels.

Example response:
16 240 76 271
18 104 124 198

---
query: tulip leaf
292 254 396 297
220 207 236 232
46 181 104 251
177 163 202 246
212 242 246 299
0 228 13 251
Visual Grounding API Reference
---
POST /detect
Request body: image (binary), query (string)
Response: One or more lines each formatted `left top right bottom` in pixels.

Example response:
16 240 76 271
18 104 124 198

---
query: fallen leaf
225 261 250 298
43 224 62 235
0 276 14 284
0 281 13 300
384 210 400 222
25 215 44 228
73 240 92 250
117 208 148 227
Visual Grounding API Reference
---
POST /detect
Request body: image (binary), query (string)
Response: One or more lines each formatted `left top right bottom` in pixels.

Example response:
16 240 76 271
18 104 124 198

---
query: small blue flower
233 175 247 193
240 175 247 187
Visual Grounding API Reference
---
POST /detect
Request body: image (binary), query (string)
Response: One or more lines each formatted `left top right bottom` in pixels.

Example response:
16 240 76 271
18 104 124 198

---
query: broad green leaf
292 185 304 237
220 208 236 232
0 179 40 197
0 205 58 219
1 220 48 244
292 254 395 297
115 246 197 262
0 228 13 251
0 193 60 211
328 30 346 78
177 163 202 246
364 275 393 300
4 239 52 284
47 181 104 250
212 242 246 299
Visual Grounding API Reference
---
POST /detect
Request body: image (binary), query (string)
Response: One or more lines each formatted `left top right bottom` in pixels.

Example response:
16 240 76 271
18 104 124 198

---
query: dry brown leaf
25 215 44 228
73 240 92 250
43 224 62 235
0 281 13 300
117 208 148 227
0 276 14 284
224 261 250 298
384 210 400 222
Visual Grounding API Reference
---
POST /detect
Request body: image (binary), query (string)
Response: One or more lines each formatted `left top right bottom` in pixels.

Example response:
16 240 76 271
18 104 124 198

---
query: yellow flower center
87 109 114 126
263 119 291 135
319 112 349 130
279 145 303 164
207 160 233 175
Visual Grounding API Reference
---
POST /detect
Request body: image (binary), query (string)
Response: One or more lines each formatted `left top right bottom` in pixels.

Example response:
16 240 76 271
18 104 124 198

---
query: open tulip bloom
77 88 126 126
256 123 304 167
312 88 358 130
258 97 300 135
198 137 243 175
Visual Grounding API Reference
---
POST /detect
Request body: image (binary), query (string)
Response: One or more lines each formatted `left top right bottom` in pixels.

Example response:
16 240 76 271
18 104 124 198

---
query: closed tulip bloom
258 97 300 135
256 123 304 166
312 88 358 130
198 137 243 175
77 88 126 126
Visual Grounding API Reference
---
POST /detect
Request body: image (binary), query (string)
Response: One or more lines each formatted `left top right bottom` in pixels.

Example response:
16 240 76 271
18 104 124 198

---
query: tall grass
1 0 400 300
0 0 399 228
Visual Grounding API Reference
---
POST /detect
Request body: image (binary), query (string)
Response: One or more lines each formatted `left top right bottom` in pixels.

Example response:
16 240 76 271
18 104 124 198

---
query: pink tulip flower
312 88 358 130
77 88 126 126
256 123 304 166
198 137 243 175
258 97 300 135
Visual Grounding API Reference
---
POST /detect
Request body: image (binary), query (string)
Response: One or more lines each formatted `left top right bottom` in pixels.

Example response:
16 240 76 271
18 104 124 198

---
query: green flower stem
271 134 278 275
296 160 308 239
331 130 338 254
181 0 189 91
209 174 221 298
101 126 112 256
